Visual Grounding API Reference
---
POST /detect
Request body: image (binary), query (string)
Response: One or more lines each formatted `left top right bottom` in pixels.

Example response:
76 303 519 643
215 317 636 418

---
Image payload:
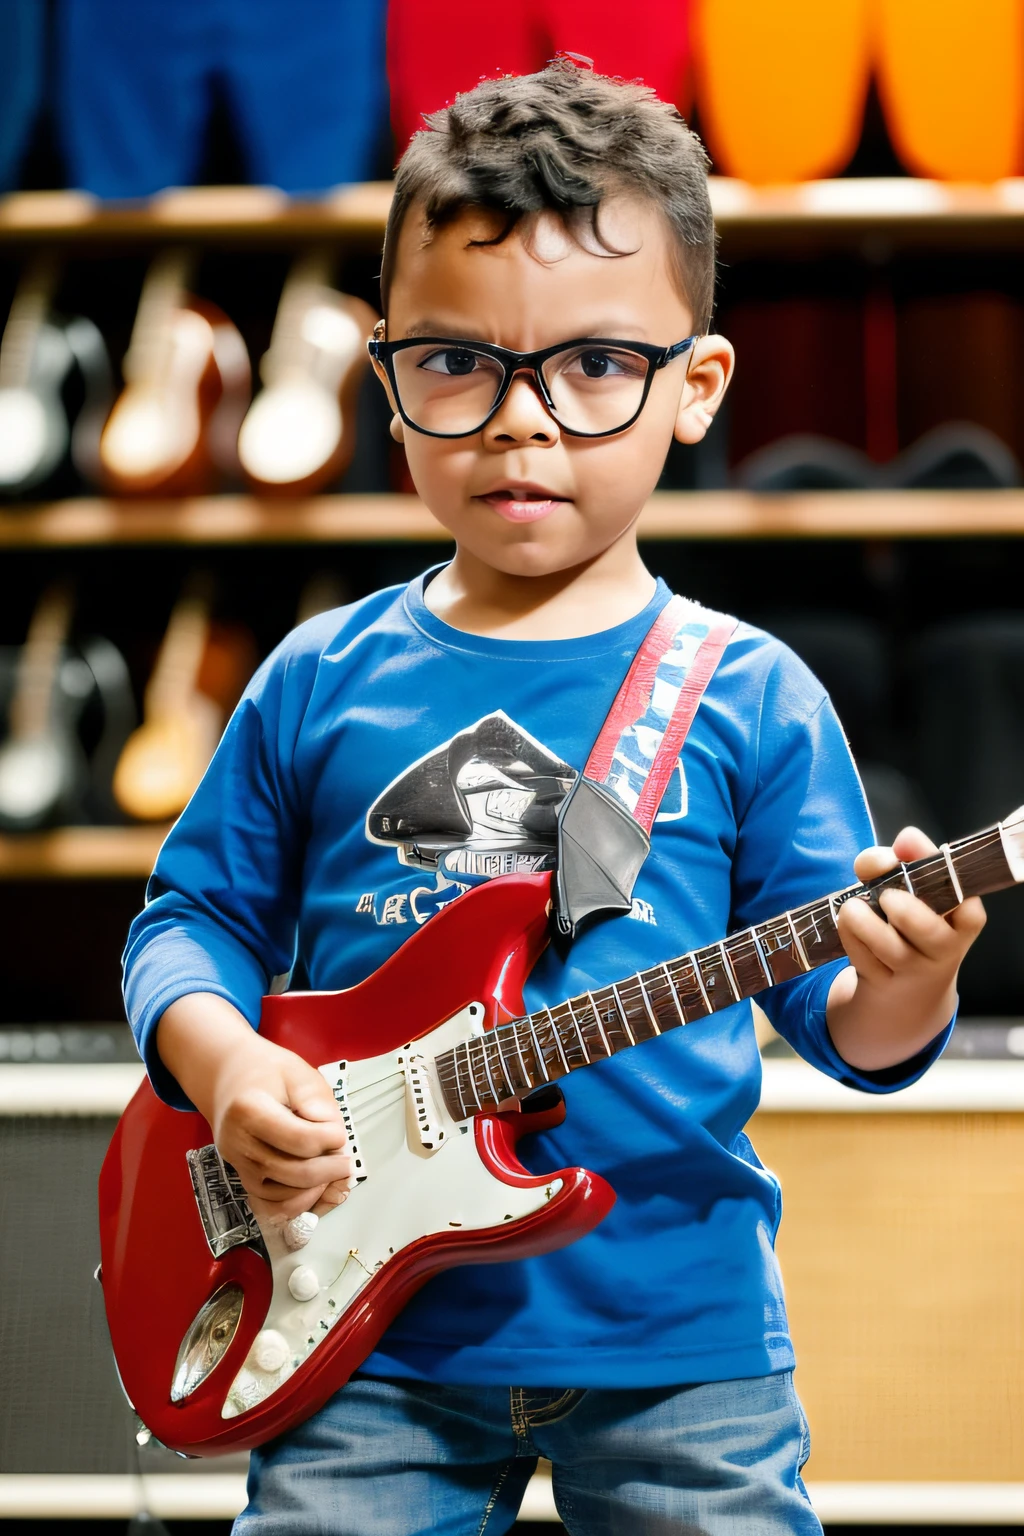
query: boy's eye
419 348 480 376
560 348 646 380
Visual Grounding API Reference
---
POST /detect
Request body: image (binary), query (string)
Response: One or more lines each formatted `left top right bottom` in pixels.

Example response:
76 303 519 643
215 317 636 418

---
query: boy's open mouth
476 484 570 524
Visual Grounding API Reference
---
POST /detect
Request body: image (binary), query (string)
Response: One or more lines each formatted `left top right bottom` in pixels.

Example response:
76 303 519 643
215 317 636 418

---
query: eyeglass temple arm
662 335 698 365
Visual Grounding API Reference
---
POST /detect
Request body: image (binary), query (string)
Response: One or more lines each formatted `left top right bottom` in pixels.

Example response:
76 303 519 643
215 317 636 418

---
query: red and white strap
584 595 738 833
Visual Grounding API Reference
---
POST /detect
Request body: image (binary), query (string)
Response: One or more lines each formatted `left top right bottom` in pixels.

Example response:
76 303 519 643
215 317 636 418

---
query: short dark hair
380 56 716 332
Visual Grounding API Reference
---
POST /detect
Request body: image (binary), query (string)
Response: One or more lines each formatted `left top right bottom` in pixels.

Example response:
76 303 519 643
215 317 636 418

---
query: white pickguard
221 1002 561 1419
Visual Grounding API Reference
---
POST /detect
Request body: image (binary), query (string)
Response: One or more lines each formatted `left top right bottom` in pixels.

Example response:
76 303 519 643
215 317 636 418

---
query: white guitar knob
283 1211 319 1251
287 1265 319 1302
251 1329 290 1374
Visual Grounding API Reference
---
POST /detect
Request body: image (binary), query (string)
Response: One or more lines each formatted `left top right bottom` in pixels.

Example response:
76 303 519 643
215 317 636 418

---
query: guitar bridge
187 1145 262 1258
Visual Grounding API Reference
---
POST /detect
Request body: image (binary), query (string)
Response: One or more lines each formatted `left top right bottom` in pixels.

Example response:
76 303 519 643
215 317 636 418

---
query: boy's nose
483 371 560 449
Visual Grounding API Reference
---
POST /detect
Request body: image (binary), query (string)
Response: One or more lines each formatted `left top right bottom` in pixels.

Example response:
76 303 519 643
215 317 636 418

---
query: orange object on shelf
693 0 871 182
873 0 1024 181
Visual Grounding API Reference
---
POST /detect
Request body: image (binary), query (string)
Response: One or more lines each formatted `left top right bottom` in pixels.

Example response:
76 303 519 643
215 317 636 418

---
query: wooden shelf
5 179 1024 254
5 490 1024 548
0 825 170 880
0 183 394 246
0 494 451 546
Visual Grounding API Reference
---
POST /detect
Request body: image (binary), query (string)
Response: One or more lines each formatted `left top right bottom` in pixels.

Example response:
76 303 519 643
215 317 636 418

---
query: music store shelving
4 488 1024 548
7 176 1024 255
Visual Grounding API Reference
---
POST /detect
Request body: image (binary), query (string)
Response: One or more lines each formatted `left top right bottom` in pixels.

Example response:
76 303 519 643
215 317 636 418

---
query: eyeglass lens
391 343 653 435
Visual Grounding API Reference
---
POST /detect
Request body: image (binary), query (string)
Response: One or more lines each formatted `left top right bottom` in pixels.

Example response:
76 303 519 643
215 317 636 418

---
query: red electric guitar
98 807 1024 1455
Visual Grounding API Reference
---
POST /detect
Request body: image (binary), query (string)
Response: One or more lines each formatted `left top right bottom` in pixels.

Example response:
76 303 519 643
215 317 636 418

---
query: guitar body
0 316 112 499
238 292 377 497
99 299 248 498
111 693 223 823
98 873 614 1456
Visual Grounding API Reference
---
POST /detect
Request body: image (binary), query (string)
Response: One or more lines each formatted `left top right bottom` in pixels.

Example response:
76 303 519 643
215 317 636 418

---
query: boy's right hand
156 992 354 1225
208 1032 355 1224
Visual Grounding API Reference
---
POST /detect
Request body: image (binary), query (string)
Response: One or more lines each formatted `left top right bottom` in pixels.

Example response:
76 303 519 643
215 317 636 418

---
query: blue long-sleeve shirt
123 572 949 1387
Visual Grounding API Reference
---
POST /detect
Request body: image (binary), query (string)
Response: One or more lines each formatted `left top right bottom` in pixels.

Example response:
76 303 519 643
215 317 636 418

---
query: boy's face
374 194 733 578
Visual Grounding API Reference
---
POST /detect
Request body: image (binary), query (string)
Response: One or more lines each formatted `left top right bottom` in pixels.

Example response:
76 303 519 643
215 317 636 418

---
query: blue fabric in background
56 0 388 197
0 0 45 192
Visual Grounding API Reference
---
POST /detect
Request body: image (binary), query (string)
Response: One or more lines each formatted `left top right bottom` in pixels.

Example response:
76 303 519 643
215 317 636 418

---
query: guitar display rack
0 178 1021 875
0 176 1021 882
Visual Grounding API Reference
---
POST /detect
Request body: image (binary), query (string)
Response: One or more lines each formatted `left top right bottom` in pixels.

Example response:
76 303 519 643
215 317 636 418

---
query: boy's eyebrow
402 320 490 340
400 319 655 343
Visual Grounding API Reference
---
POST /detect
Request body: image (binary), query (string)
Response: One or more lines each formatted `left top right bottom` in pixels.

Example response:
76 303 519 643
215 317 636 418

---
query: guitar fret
526 1017 550 1082
449 1053 468 1120
611 981 637 1045
467 1038 493 1110
691 953 713 1012
460 1041 482 1112
587 991 613 1058
478 1037 502 1107
940 842 964 904
661 964 688 1027
751 929 772 986
564 998 592 1064
546 1007 572 1074
639 976 662 1034
718 941 740 1002
506 1023 534 1094
786 912 811 971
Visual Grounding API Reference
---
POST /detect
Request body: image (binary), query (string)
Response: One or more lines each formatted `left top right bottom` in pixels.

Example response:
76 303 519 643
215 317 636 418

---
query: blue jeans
234 1370 822 1535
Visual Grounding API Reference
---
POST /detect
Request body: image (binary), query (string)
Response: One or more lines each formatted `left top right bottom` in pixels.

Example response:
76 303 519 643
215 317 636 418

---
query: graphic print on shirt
355 710 685 928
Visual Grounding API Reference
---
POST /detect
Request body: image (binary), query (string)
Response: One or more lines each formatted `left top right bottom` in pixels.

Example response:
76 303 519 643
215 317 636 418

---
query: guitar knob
283 1211 319 1251
251 1329 290 1374
287 1265 319 1302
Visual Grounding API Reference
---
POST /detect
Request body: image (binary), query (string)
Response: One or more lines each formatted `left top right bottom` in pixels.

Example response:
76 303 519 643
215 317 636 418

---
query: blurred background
1 1 1024 1532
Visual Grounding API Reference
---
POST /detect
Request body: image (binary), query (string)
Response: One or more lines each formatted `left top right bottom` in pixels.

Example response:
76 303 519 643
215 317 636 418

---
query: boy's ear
673 334 736 446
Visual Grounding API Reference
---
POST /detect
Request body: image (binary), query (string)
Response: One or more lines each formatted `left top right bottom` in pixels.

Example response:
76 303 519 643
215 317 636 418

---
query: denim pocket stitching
523 1388 588 1427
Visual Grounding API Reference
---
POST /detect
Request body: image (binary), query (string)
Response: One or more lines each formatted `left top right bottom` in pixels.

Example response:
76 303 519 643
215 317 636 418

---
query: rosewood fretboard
434 814 1024 1122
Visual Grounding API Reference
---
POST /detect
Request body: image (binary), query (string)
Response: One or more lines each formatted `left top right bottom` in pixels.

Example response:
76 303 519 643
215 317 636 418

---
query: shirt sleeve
121 632 316 1110
730 646 953 1093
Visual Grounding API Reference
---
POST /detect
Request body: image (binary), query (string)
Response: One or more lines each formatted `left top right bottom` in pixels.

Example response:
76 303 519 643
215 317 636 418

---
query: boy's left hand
827 825 986 1072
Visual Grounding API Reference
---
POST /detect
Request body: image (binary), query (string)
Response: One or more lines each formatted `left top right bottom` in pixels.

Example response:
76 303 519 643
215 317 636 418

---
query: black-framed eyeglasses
367 330 698 439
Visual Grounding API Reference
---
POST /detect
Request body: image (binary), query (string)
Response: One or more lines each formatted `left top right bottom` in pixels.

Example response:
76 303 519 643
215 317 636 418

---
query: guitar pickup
186 1145 262 1259
399 1053 447 1152
319 1061 367 1183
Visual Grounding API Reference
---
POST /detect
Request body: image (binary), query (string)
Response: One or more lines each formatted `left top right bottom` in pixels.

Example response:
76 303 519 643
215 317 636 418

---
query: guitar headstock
999 805 1024 883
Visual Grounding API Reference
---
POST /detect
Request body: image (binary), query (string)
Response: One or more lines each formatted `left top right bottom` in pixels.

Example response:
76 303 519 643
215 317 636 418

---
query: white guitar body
180 1002 563 1424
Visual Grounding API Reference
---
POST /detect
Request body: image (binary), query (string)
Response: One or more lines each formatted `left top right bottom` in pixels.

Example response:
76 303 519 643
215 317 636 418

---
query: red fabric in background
387 0 691 157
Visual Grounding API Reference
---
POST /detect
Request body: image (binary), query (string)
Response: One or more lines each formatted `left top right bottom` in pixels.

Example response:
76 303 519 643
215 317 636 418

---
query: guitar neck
262 246 336 380
0 253 59 390
435 808 1024 1121
122 247 194 385
7 582 74 740
144 574 212 717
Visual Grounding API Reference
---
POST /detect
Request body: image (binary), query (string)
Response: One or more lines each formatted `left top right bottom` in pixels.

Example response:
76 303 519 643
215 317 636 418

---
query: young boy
124 59 985 1536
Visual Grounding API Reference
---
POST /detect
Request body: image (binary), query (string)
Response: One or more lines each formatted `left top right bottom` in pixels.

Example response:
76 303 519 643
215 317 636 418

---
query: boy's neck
423 536 658 641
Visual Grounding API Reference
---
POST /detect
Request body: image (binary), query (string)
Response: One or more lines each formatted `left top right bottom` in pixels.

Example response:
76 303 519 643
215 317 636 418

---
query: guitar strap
555 595 738 937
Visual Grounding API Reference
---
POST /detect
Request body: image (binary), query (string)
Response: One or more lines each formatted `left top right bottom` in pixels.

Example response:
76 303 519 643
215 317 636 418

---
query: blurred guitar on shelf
0 582 85 831
99 249 250 497
0 254 113 499
112 576 255 823
237 248 376 496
